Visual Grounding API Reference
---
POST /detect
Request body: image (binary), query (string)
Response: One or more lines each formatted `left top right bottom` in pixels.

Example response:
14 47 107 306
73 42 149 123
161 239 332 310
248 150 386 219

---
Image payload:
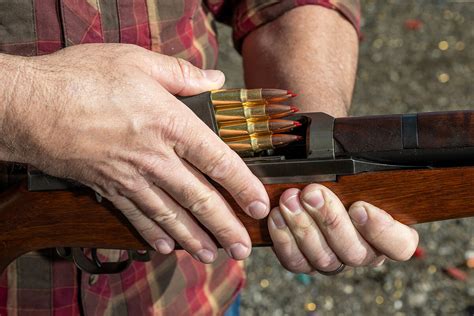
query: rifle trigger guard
71 248 132 274
56 247 73 260
130 250 151 262
56 248 152 274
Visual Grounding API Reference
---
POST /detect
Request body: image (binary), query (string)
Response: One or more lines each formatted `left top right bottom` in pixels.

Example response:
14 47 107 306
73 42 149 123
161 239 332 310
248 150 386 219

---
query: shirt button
89 274 98 285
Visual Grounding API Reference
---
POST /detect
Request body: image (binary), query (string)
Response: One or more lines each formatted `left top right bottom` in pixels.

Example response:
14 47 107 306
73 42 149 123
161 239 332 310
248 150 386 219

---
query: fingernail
248 200 268 218
372 257 386 267
195 249 215 263
283 194 302 213
203 69 223 82
302 190 324 209
349 206 368 225
155 239 173 254
271 209 286 229
227 243 249 260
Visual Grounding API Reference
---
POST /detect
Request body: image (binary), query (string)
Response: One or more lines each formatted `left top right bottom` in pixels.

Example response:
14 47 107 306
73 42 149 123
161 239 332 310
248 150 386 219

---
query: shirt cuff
232 0 361 51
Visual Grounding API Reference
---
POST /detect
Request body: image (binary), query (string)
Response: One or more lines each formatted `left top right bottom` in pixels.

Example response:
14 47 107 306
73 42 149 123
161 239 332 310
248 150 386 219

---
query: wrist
0 53 34 162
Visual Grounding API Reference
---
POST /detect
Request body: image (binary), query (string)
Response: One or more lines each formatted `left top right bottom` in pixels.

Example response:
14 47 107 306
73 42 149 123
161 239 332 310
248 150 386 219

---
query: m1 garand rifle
0 90 473 274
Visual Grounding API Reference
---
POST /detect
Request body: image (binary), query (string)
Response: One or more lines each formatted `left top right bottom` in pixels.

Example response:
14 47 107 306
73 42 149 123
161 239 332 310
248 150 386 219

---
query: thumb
145 54 225 96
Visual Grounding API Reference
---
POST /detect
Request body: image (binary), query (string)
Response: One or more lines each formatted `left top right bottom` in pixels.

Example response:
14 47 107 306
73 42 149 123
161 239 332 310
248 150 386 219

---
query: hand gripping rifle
0 91 473 274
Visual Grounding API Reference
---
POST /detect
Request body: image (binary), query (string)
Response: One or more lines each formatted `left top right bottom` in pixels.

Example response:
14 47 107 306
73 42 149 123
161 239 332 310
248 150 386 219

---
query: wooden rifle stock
1 166 473 274
0 110 473 273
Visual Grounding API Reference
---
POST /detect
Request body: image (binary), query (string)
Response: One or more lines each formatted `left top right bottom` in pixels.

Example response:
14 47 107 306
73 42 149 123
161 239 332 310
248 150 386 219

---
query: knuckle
180 183 197 202
162 114 190 145
172 57 192 92
342 245 369 266
284 256 309 273
151 209 179 226
122 207 143 221
293 218 315 240
176 58 192 77
138 156 162 177
320 203 342 229
115 176 149 196
313 252 339 270
187 192 215 218
203 150 235 181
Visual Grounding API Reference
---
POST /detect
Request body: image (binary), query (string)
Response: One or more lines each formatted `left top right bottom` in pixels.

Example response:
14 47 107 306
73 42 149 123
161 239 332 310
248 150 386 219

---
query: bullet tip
293 121 302 127
290 105 300 113
296 135 304 141
287 90 298 97
286 90 298 98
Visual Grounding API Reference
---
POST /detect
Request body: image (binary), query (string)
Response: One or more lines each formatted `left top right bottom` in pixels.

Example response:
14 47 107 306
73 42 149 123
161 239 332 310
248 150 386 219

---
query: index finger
174 105 270 219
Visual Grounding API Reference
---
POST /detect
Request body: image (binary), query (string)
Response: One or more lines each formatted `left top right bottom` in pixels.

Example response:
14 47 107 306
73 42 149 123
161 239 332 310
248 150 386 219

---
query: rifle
1 94 473 274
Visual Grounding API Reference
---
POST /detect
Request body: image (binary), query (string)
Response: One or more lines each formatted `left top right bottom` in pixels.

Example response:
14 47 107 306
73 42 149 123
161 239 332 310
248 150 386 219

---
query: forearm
242 6 358 117
0 54 26 161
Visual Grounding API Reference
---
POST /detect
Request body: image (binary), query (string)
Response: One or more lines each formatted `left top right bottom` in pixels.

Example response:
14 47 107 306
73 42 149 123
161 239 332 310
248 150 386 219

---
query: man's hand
268 185 419 274
0 44 270 263
242 5 419 273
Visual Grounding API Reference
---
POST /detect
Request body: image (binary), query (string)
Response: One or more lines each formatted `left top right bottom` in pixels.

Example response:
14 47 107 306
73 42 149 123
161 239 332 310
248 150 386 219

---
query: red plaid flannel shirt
0 0 360 315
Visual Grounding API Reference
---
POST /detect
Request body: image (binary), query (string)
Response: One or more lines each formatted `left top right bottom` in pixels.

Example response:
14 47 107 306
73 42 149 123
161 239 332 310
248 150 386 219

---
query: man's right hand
0 44 270 263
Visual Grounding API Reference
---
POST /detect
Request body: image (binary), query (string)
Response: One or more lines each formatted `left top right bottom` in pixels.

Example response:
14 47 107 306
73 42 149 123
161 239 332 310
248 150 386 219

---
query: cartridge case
218 119 299 137
224 134 302 153
211 89 291 105
215 104 296 122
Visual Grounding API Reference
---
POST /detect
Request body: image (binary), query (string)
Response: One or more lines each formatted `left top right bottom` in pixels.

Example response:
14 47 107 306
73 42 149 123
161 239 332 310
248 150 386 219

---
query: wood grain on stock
1 166 473 272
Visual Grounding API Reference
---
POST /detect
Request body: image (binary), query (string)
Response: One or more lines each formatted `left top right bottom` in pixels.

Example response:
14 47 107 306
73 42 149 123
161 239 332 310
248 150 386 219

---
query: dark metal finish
56 247 151 274
27 158 411 190
306 112 335 159
402 114 419 149
56 247 73 260
130 250 151 262
28 167 81 191
315 263 346 276
246 158 414 184
177 92 219 134
72 248 133 274
346 147 474 166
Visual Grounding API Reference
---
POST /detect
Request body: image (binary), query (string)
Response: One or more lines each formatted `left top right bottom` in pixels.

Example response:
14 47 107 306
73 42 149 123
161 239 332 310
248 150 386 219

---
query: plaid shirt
0 0 359 315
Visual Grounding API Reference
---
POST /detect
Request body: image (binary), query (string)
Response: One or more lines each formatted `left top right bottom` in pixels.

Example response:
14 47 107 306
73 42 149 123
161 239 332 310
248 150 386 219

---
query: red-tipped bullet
293 121 302 127
287 90 298 98
290 105 299 113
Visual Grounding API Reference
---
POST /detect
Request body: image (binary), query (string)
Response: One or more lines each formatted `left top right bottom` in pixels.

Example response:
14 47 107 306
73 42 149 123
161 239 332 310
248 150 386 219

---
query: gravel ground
215 1 473 315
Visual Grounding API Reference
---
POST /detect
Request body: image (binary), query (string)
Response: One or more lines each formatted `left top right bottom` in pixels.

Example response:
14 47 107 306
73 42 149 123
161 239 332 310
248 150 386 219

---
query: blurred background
215 1 473 315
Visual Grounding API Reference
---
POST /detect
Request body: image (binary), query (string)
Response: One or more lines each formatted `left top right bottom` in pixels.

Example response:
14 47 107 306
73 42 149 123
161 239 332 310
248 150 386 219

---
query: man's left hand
268 184 419 274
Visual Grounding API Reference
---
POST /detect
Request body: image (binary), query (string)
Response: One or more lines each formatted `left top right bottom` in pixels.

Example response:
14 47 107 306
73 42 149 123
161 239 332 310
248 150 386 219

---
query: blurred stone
394 300 403 310
343 285 354 294
408 293 427 307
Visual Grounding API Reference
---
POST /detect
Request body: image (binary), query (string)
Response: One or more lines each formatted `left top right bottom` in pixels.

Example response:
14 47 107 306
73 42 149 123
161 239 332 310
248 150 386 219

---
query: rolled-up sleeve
209 0 360 51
